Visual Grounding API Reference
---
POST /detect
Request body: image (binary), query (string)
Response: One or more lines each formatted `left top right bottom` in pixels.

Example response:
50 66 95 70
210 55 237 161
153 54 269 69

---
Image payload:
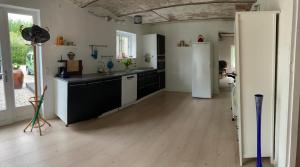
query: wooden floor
0 91 272 167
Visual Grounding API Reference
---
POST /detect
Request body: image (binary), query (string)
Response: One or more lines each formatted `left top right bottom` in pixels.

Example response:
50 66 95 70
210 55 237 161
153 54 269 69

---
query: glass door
0 7 14 125
0 6 41 126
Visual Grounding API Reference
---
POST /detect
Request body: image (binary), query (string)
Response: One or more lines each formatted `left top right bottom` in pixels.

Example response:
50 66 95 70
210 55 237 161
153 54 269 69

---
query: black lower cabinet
68 82 94 124
87 80 106 116
137 70 159 100
67 77 121 125
158 71 165 89
101 78 122 113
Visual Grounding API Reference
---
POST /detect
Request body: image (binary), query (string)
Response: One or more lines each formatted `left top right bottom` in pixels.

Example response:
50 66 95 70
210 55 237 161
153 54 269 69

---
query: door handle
69 83 87 87
127 76 135 79
0 70 8 83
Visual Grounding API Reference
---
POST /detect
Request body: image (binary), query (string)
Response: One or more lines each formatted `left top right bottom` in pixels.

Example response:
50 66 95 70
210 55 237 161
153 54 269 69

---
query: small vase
255 94 263 167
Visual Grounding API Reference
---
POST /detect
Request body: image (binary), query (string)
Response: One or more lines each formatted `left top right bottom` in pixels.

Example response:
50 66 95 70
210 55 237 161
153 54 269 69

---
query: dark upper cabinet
157 34 165 55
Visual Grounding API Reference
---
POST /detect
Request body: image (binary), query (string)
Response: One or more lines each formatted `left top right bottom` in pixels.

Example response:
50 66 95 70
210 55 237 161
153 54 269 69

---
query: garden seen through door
0 13 34 111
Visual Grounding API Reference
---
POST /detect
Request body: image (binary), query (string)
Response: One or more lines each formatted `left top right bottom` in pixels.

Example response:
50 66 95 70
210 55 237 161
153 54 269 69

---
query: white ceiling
68 0 256 24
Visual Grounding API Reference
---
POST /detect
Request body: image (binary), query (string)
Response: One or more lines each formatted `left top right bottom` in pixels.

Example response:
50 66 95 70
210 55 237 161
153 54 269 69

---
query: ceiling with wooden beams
68 0 257 24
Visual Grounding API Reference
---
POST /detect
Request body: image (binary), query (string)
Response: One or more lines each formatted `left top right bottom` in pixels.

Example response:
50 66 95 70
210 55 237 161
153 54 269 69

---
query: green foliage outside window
9 19 32 66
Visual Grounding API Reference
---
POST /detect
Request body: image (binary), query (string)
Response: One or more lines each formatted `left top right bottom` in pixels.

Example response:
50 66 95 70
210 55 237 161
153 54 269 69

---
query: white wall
255 0 295 167
255 0 278 10
0 0 148 118
146 21 234 94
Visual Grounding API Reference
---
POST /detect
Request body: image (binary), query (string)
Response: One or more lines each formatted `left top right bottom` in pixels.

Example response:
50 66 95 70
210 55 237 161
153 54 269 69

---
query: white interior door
0 5 41 126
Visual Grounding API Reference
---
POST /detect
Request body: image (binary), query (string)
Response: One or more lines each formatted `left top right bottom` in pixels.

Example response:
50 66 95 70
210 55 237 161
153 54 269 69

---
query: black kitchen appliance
57 57 68 78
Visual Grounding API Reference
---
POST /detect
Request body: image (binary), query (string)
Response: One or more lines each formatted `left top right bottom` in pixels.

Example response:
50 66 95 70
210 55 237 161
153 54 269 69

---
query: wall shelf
89 44 108 48
55 44 76 47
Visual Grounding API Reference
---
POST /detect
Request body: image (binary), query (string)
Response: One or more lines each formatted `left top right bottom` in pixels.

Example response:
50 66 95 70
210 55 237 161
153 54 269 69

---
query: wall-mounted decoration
89 44 108 60
177 40 190 47
144 53 151 63
134 15 142 24
197 35 205 42
92 48 98 59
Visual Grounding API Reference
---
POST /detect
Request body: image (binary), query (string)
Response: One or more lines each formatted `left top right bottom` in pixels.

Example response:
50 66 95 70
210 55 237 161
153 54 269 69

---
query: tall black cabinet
140 34 166 100
157 34 165 90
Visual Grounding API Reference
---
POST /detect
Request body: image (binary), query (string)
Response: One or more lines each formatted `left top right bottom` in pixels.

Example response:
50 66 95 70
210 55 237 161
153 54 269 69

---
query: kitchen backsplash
97 56 138 72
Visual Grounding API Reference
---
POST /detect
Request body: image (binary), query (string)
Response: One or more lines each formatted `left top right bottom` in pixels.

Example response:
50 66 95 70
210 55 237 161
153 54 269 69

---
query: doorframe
0 7 14 125
0 4 43 126
286 0 300 166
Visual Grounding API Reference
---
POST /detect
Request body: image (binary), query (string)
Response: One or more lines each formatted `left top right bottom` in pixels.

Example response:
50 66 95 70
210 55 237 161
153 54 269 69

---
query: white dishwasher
122 74 137 106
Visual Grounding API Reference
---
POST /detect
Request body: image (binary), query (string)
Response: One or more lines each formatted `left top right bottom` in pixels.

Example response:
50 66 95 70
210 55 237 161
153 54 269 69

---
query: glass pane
8 13 34 108
231 45 236 70
0 46 7 112
116 35 120 58
121 36 129 57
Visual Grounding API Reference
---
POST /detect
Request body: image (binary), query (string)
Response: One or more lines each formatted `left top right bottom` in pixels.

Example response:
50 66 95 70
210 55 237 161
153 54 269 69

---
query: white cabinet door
122 74 137 106
143 34 157 69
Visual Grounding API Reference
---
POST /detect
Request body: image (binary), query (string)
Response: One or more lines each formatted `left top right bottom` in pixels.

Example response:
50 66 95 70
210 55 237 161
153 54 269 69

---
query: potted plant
121 58 133 70
13 63 24 89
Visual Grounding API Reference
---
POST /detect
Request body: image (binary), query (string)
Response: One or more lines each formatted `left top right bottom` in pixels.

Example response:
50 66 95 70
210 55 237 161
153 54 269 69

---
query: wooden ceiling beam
143 17 235 24
116 1 255 17
151 10 170 22
79 0 256 11
81 0 99 8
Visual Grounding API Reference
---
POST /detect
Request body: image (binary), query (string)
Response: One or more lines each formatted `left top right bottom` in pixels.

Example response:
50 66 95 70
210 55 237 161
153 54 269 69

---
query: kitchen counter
56 68 156 84
54 67 164 126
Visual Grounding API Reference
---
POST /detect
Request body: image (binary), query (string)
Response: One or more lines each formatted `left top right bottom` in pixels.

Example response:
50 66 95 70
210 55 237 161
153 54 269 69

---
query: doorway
0 5 42 126
216 36 235 91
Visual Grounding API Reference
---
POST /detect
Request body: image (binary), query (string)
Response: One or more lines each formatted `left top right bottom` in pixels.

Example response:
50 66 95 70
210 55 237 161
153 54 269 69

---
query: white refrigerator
192 42 213 98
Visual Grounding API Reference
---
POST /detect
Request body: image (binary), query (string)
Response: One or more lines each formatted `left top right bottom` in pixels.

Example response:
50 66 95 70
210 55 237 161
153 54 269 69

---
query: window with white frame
116 30 137 59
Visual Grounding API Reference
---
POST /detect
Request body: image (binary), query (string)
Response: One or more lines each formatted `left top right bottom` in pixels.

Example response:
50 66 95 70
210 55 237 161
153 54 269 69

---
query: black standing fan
21 25 50 44
20 24 51 135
